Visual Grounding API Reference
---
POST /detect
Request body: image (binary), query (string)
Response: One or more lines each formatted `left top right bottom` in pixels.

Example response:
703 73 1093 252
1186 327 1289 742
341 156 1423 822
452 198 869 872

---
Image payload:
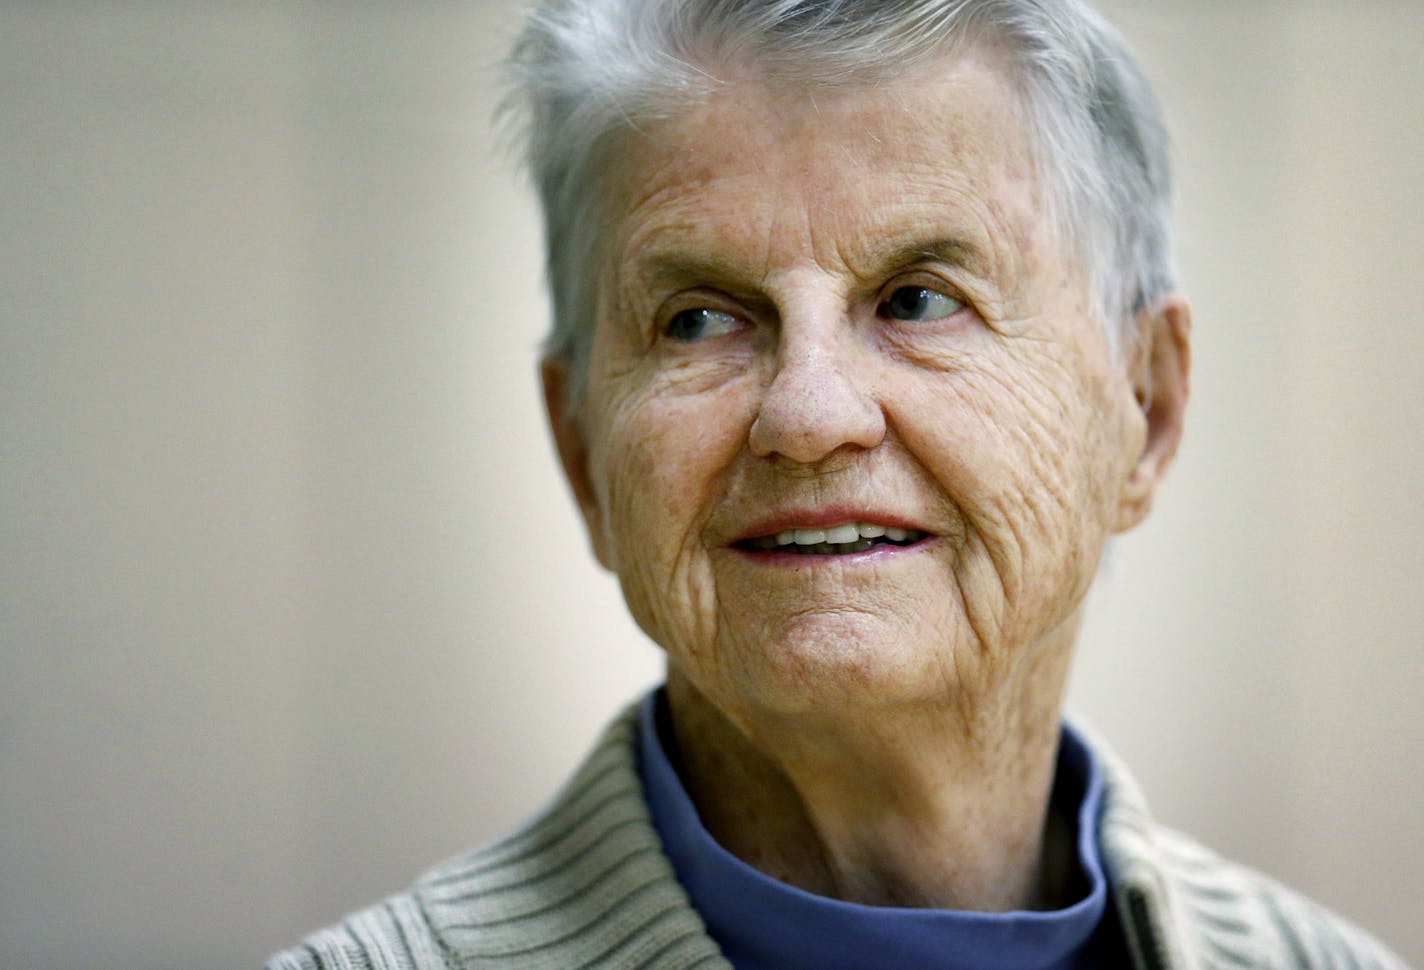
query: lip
729 538 937 566
730 506 934 545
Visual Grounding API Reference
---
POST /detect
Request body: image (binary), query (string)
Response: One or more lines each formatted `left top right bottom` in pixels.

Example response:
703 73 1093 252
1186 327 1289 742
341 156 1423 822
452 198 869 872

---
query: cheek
587 382 754 655
885 368 1039 517
894 355 1121 602
591 379 752 568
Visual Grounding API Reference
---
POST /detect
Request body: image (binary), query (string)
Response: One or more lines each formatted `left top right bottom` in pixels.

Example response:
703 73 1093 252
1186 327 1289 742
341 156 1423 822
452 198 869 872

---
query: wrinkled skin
544 48 1190 910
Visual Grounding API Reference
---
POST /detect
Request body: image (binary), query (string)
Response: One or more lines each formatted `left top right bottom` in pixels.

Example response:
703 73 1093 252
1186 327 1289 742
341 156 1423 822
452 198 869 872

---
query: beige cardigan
265 706 1404 969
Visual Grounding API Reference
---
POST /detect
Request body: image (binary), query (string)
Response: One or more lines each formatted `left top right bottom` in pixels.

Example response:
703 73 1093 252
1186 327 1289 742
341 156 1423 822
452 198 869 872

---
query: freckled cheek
887 381 1016 509
898 373 1095 556
593 435 663 556
596 394 748 560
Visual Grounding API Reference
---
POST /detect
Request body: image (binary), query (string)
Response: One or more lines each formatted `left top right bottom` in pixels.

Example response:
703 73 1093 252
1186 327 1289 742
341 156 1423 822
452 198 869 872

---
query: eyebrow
862 236 989 278
639 252 747 292
635 234 991 294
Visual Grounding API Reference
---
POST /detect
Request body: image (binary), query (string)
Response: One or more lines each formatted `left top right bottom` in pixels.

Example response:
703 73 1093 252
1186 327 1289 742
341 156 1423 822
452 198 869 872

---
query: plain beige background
2 2 1420 967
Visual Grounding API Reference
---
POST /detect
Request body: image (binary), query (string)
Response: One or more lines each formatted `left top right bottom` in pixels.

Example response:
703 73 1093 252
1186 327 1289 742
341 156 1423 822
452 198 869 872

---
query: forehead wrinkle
789 141 1029 288
610 53 1052 314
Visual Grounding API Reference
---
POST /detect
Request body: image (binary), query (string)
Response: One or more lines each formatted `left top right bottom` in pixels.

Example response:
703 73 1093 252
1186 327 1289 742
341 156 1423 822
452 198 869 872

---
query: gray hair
503 0 1175 384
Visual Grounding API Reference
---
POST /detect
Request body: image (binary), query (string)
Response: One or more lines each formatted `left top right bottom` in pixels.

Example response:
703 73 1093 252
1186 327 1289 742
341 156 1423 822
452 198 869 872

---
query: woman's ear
540 356 613 569
1115 293 1192 533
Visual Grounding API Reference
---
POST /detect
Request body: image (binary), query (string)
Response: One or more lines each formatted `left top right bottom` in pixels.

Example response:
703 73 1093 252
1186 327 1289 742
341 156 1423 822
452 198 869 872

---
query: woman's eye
878 286 963 322
665 307 741 342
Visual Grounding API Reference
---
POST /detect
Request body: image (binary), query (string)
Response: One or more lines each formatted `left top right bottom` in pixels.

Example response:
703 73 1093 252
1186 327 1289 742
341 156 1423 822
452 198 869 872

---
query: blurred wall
1 2 1420 967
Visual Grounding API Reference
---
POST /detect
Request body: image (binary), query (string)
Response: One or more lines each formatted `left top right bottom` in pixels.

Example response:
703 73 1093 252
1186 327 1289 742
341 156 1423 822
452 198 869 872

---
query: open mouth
736 521 928 556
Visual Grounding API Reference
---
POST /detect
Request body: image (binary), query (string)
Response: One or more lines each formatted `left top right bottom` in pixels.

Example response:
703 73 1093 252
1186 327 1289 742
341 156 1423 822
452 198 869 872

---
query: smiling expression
547 48 1153 724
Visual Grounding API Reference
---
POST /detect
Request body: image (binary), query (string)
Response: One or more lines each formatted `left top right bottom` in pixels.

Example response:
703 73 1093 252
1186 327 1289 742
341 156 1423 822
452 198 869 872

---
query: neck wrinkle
662 643 1077 912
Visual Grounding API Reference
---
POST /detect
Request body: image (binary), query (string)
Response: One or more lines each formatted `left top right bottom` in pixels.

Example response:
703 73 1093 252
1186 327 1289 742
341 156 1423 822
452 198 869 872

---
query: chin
709 610 966 717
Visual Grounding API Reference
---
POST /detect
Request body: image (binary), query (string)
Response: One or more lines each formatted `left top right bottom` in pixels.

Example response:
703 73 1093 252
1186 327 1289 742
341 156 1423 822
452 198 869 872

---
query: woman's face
548 50 1154 726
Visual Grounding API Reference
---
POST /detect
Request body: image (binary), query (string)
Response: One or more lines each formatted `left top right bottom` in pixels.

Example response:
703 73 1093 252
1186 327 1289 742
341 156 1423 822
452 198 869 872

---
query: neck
663 636 1079 912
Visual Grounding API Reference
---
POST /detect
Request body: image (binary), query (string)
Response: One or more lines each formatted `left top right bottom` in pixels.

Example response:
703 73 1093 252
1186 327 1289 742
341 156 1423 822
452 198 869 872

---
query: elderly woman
269 1 1404 968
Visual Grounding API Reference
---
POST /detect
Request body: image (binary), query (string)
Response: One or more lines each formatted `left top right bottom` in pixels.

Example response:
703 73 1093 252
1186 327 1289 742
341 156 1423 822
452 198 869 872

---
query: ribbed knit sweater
265 706 1405 969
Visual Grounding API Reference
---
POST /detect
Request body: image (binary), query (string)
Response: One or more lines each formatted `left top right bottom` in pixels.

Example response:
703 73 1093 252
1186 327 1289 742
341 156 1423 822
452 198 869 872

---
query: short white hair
503 0 1176 384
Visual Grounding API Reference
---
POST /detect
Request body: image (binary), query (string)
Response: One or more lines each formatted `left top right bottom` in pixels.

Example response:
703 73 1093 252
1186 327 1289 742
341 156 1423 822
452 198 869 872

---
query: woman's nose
747 334 886 464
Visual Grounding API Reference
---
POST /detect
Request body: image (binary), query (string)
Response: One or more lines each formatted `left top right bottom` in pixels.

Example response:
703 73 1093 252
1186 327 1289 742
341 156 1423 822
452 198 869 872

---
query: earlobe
1114 294 1192 533
540 356 613 569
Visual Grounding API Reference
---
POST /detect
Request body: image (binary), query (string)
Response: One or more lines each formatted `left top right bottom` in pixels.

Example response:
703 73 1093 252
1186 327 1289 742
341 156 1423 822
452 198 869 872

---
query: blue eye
879 286 962 322
665 307 741 342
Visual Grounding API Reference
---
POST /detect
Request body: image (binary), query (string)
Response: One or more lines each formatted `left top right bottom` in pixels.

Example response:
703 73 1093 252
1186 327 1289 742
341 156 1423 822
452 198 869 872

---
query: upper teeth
774 522 910 546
